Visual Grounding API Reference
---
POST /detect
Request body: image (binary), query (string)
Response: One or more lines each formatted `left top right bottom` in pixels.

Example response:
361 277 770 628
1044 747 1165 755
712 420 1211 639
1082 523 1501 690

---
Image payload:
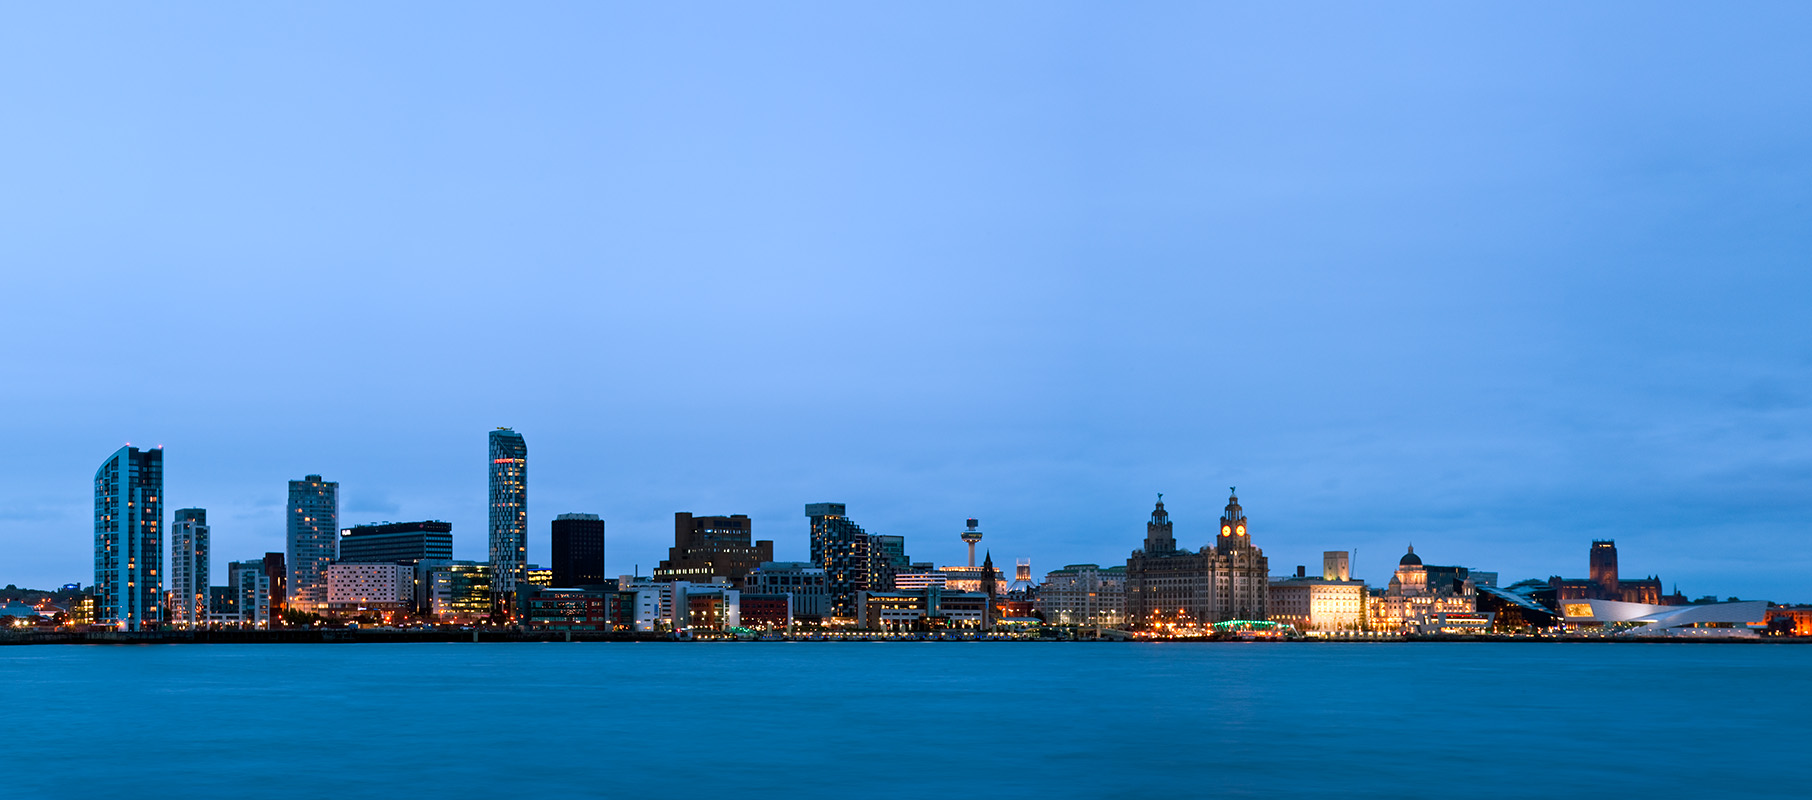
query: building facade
94 445 163 630
519 586 613 630
286 474 339 609
1036 563 1127 627
326 563 413 605
868 534 910 593
337 520 453 565
1124 491 1270 630
1366 545 1478 633
1267 575 1366 631
228 558 276 628
424 561 495 623
551 513 606 587
743 561 830 620
488 427 529 596
856 587 992 631
654 513 770 588
168 507 209 628
894 571 949 592
807 503 871 617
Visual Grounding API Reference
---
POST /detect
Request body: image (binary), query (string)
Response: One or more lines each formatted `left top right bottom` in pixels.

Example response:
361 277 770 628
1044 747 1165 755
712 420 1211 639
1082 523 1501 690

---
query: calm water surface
2 642 1805 798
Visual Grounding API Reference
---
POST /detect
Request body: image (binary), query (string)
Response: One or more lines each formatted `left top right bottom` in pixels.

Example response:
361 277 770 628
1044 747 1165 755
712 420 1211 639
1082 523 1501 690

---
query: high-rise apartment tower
94 445 163 630
286 474 339 608
169 508 209 628
807 503 872 618
488 428 529 596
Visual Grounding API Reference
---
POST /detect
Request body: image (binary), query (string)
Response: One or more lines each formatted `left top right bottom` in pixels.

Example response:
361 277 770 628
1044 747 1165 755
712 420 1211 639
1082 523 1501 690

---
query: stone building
1036 563 1127 627
1124 490 1270 630
1366 545 1477 632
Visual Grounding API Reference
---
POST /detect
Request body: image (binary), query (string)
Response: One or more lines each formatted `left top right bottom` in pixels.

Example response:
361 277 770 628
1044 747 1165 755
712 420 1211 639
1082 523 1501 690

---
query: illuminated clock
1221 525 1231 535
1236 525 1245 535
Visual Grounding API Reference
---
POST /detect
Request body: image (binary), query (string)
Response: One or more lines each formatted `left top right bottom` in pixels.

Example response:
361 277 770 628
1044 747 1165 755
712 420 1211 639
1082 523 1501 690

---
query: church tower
1144 494 1176 554
980 550 998 630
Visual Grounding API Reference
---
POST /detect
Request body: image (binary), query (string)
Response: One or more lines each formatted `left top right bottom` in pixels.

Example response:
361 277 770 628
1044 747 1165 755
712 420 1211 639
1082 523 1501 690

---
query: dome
1399 545 1422 566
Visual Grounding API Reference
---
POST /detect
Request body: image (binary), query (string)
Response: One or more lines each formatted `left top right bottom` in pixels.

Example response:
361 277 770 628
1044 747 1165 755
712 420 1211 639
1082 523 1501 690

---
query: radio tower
961 518 983 567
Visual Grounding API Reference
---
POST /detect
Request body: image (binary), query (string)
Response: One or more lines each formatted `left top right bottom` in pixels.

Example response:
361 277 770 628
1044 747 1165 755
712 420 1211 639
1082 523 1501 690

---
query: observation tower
961 518 983 567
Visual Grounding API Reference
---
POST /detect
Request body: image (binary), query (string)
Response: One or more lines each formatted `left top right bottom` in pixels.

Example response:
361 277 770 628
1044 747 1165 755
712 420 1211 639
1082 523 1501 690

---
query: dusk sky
2 5 1808 599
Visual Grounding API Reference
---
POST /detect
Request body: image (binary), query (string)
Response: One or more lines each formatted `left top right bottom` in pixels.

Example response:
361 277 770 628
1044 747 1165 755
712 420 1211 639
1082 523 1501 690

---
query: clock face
1221 525 1231 535
1236 525 1246 535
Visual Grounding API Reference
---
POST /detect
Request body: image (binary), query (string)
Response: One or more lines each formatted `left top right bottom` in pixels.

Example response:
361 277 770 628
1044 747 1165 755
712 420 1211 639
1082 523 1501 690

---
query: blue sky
2 5 1808 599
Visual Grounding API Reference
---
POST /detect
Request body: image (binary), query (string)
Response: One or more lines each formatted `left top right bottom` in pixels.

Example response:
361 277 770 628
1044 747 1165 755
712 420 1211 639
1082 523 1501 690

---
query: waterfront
3 643 1804 798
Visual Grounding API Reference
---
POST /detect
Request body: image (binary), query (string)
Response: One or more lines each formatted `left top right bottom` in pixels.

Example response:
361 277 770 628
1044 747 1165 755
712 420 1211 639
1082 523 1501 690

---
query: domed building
1367 544 1481 633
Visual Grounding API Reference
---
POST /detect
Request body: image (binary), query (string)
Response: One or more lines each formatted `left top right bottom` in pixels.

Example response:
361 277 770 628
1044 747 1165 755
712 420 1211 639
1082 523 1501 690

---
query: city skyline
31 431 1797 607
3 5 1809 600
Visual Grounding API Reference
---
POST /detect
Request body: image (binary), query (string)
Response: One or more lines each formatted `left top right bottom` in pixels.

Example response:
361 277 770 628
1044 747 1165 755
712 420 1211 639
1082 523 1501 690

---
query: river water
2 641 1803 798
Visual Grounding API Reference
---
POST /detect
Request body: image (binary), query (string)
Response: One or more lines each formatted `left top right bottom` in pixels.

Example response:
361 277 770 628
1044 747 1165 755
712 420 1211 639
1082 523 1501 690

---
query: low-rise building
743 562 829 621
1561 598 1765 637
327 563 412 605
520 586 613 630
616 577 740 633
1268 571 1366 632
740 594 793 630
1766 605 1812 636
422 561 494 623
856 587 992 631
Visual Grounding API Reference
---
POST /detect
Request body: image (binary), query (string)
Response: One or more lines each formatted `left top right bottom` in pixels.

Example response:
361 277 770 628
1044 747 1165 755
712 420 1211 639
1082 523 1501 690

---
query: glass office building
338 520 454 565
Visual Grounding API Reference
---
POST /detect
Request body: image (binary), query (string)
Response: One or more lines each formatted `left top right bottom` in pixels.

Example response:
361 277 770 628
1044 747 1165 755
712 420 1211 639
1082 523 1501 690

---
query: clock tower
1216 487 1254 555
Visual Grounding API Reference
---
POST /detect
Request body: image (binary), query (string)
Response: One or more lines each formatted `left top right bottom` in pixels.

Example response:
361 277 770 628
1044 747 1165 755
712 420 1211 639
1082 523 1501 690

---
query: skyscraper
94 445 163 631
169 507 209 628
807 502 870 618
654 513 772 588
489 428 528 596
551 513 606 587
286 474 339 609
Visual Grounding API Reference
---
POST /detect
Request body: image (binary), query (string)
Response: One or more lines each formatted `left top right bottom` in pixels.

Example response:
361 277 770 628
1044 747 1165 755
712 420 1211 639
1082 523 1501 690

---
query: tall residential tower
488 428 528 596
169 507 210 628
286 474 339 608
807 503 871 618
94 445 163 630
